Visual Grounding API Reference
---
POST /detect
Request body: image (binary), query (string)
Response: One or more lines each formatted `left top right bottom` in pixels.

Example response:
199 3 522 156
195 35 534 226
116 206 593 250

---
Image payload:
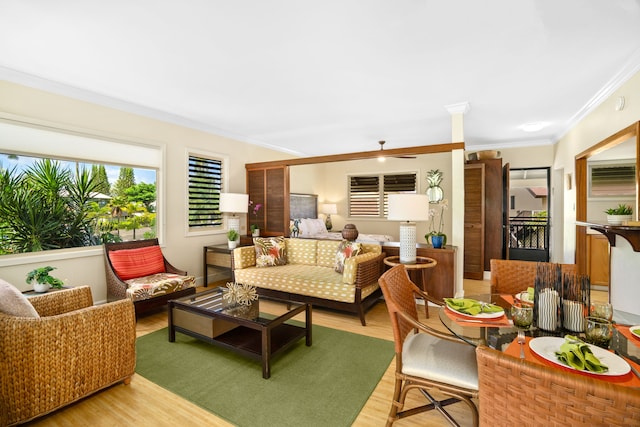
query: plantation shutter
349 173 417 218
349 176 380 217
383 173 417 216
188 155 223 228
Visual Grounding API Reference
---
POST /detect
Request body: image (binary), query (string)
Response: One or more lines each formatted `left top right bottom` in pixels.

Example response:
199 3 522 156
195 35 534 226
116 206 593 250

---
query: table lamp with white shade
387 194 430 264
219 192 249 242
321 203 338 231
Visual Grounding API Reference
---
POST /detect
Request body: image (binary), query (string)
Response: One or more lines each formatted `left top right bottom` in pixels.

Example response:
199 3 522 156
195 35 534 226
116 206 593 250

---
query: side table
384 256 437 317
203 244 236 286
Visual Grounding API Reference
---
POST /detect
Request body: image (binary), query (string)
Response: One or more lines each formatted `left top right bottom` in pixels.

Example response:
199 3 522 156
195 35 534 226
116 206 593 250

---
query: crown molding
445 101 471 115
553 47 640 143
0 65 304 157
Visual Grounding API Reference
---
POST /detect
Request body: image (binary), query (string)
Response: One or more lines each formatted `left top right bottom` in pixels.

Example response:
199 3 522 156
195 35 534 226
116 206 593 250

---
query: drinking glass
584 316 613 348
590 302 613 321
511 304 533 329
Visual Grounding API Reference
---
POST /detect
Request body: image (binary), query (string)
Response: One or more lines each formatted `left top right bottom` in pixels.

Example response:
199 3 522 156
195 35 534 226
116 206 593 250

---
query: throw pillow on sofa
254 236 288 267
335 240 362 273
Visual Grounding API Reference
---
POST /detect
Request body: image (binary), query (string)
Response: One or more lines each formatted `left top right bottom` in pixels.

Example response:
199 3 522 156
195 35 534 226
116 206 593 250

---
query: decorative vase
426 186 444 203
425 169 444 203
252 229 260 237
431 234 445 249
33 283 49 293
228 240 238 249
341 224 359 241
606 214 632 225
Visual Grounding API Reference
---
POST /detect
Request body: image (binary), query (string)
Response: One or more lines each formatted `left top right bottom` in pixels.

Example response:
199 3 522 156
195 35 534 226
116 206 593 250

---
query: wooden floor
25 280 608 427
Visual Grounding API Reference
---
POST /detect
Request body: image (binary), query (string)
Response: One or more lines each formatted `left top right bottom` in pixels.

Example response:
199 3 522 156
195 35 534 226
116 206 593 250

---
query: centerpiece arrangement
223 282 258 306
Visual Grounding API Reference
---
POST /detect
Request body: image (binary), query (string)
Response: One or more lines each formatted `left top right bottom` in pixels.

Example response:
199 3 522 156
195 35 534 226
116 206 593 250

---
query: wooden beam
246 142 465 169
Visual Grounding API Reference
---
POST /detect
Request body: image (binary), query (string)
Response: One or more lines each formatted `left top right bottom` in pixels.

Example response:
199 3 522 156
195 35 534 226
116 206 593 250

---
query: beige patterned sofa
233 238 384 325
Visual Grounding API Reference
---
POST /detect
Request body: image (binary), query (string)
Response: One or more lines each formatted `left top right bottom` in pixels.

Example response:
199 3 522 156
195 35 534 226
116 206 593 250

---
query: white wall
0 81 291 301
554 70 640 263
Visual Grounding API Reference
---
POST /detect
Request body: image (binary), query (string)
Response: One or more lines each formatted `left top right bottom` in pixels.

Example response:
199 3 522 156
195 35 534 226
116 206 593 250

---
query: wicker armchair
489 259 577 295
104 238 196 316
476 345 640 426
378 265 479 426
0 286 136 426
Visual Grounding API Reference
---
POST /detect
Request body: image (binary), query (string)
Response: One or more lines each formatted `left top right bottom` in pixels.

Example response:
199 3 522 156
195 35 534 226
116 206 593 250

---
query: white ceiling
1 0 640 157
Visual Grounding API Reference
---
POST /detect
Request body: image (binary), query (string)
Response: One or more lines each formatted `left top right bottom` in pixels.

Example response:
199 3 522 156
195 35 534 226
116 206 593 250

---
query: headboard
290 193 318 219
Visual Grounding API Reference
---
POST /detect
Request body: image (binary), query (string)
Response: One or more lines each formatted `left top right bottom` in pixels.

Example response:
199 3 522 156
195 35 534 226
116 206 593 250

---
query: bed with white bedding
290 218 393 244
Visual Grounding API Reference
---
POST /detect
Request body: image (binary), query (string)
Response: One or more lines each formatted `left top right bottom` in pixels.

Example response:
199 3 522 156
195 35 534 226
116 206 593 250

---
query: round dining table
438 293 640 387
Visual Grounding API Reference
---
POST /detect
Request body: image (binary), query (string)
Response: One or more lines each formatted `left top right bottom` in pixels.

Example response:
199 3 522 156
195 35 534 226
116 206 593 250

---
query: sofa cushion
254 236 288 267
0 279 40 318
335 240 362 273
108 246 166 280
125 273 196 302
234 264 379 303
286 238 317 265
317 240 341 267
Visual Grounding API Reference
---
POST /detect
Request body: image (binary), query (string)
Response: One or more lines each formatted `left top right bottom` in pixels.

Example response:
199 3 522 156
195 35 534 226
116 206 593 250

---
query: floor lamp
219 193 248 242
387 194 430 264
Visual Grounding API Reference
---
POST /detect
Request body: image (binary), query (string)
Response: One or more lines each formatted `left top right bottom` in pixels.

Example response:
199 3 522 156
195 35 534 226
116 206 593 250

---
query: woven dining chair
476 345 640 426
489 259 577 295
378 265 479 427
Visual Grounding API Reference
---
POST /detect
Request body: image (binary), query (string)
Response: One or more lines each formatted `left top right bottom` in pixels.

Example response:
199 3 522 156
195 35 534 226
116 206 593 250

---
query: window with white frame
0 120 161 255
348 172 417 217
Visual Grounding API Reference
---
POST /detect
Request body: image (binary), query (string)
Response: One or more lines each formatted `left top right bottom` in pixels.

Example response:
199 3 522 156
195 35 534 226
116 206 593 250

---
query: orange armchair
104 238 196 316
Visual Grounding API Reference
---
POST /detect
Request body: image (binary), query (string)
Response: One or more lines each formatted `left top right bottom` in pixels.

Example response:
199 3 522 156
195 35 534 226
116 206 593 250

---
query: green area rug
136 325 394 427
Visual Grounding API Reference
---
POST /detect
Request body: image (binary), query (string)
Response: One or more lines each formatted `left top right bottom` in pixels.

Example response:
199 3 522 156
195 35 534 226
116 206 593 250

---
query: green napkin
554 335 608 373
444 298 503 316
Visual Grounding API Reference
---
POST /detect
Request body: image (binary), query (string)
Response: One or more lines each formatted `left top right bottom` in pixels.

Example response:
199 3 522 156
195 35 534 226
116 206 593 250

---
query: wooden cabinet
464 163 485 280
465 158 504 278
246 166 289 236
587 233 610 287
382 243 456 301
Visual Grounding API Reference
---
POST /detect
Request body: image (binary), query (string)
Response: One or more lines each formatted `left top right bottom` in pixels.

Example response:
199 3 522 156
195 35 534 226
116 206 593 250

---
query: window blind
188 155 223 228
349 173 417 217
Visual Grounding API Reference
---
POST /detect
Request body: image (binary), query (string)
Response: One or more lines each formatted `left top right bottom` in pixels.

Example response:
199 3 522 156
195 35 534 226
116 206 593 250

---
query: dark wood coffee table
168 287 312 378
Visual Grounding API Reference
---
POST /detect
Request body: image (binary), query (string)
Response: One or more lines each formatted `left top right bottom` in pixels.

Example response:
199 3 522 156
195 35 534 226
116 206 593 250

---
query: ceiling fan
377 141 417 159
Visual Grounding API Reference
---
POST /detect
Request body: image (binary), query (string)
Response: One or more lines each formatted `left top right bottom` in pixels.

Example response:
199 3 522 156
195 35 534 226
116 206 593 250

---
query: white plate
630 325 640 340
529 336 630 377
515 291 533 305
445 304 504 319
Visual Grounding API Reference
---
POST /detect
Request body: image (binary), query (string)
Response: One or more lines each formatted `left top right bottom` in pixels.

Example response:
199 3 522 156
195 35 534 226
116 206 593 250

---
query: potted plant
26 266 64 293
249 201 262 236
227 229 239 249
605 204 633 225
425 199 448 248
